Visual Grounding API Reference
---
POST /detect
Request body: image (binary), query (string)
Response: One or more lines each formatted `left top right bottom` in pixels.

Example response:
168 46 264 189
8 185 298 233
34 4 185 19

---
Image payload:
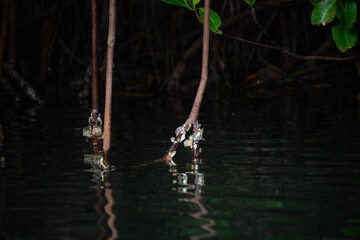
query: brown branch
103 0 116 165
223 32 278 50
0 0 10 89
239 8 356 62
251 8 280 48
3 62 44 104
222 32 356 62
164 0 211 162
168 38 203 89
188 0 210 124
91 0 99 111
249 10 278 63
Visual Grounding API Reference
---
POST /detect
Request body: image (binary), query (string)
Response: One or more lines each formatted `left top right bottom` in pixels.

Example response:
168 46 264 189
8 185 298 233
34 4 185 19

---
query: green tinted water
1 92 360 239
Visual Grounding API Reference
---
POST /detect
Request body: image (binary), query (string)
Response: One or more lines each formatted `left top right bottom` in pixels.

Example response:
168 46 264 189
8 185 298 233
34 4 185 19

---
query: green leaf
244 0 256 7
189 0 200 9
336 2 345 24
335 0 357 29
161 0 188 8
198 8 222 34
309 0 321 6
161 0 194 10
344 1 356 29
332 19 358 52
311 0 338 26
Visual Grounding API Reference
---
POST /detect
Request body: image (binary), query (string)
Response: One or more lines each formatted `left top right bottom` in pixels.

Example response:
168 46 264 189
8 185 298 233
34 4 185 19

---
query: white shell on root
175 126 183 136
184 138 193 148
91 127 103 138
83 126 91 138
193 128 203 142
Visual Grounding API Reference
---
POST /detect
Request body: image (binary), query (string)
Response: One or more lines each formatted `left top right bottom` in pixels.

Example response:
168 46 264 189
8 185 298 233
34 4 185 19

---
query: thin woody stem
164 0 210 162
91 0 98 111
188 0 210 123
103 0 116 165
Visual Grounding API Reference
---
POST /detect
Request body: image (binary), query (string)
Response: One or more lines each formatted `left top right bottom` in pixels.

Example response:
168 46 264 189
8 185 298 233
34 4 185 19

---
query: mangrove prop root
102 0 116 166
163 120 192 163
83 109 103 145
91 0 98 111
163 0 210 164
191 122 203 159
82 0 100 147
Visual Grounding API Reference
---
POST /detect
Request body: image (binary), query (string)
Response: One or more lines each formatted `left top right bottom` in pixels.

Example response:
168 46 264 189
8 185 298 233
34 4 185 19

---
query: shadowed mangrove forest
0 0 359 103
1 0 360 239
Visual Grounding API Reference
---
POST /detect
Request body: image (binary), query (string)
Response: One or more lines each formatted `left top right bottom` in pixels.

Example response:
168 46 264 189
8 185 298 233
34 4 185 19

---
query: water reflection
94 183 107 240
83 148 118 240
0 121 5 239
172 160 216 240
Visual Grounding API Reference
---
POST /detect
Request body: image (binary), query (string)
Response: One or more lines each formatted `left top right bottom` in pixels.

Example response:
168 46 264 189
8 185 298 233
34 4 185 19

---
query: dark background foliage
0 0 359 103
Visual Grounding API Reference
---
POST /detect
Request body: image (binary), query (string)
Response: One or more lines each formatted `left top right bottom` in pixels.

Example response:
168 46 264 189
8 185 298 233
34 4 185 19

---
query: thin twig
249 10 278 63
251 8 280 48
194 10 202 25
246 8 356 61
222 32 356 61
58 38 87 66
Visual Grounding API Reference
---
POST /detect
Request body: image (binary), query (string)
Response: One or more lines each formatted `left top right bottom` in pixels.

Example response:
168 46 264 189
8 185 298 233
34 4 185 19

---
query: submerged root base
163 120 204 165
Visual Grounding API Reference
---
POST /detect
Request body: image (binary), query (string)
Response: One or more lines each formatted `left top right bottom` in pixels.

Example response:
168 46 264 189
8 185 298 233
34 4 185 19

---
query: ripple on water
1 95 360 239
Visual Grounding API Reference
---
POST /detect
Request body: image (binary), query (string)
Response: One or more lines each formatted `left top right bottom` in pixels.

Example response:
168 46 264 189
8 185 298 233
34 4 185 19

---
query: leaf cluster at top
161 0 222 34
162 0 200 10
310 0 358 52
164 0 359 52
245 0 358 52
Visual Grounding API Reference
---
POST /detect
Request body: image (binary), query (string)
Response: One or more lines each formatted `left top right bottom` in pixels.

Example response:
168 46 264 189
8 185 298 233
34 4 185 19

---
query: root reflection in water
84 152 118 240
172 160 216 240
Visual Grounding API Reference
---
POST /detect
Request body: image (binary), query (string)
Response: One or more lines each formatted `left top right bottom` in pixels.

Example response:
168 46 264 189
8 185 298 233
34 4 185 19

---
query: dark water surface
1 91 360 240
